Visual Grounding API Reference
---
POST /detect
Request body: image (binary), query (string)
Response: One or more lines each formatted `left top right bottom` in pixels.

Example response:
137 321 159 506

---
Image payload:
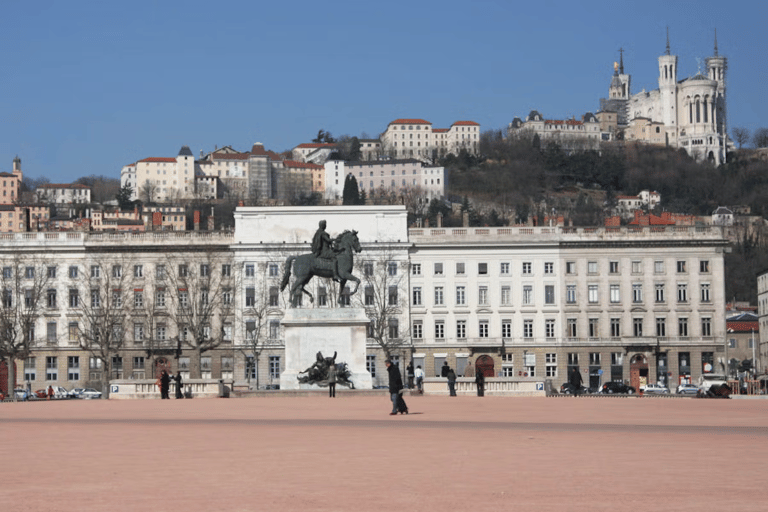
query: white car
79 388 102 399
676 383 699 395
68 388 86 398
640 383 670 394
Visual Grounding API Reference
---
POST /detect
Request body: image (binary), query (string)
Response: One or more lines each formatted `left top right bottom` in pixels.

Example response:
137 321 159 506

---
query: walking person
406 362 415 389
414 365 425 394
475 368 485 397
327 363 337 398
160 370 171 399
446 367 457 396
386 359 407 415
174 371 184 399
569 367 583 397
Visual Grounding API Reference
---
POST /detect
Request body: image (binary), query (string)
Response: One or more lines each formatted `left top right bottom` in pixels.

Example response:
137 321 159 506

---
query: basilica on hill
598 31 730 164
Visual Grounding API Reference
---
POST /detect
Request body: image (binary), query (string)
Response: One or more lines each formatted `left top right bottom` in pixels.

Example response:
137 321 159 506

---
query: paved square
1 394 766 511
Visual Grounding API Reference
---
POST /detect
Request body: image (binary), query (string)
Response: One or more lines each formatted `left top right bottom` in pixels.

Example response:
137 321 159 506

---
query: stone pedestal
279 307 373 390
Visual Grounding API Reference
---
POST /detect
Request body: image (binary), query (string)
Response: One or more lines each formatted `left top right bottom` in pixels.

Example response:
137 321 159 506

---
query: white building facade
323 159 445 201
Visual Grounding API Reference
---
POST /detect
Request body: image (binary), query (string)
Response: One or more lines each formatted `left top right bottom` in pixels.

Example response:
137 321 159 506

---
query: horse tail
280 256 295 291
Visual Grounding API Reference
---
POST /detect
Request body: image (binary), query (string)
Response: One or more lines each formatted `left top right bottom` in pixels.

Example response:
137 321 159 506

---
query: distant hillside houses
507 111 603 151
324 159 445 201
615 190 661 219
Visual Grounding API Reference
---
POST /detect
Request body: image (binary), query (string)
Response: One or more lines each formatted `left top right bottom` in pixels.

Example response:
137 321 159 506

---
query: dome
527 110 543 122
178 145 194 157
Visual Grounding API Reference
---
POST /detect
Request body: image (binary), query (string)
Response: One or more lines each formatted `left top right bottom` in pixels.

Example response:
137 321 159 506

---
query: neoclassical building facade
1 206 728 393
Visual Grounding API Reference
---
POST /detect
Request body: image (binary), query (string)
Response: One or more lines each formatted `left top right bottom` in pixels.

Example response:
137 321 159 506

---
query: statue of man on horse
280 220 362 308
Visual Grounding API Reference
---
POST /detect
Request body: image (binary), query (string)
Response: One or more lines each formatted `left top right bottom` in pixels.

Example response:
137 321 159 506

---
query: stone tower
706 30 727 139
658 29 679 142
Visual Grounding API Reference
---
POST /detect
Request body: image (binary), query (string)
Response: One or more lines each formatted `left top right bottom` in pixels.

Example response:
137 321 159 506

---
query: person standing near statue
311 220 341 282
406 362 415 389
446 367 457 396
174 371 184 399
327 363 337 398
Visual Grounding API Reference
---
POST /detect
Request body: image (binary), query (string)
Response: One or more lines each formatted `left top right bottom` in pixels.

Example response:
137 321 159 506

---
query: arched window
696 100 701 123
703 98 708 123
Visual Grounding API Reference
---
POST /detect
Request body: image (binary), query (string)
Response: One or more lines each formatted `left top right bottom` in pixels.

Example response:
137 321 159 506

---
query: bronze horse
280 230 362 307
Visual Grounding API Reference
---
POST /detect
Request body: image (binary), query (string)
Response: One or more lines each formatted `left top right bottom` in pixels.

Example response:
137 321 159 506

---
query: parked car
34 386 69 399
79 388 102 399
13 388 32 401
599 381 636 394
559 383 589 395
676 383 699 395
697 373 727 393
640 383 670 394
68 388 86 399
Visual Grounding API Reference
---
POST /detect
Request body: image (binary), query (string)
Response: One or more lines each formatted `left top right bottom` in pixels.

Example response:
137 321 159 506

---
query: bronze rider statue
311 220 341 282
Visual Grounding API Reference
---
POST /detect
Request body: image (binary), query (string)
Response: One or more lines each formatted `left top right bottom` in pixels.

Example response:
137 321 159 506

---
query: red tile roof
389 119 432 125
452 121 479 126
295 143 336 149
266 151 284 161
139 157 177 163
283 160 323 169
433 128 449 133
250 144 268 156
726 321 759 332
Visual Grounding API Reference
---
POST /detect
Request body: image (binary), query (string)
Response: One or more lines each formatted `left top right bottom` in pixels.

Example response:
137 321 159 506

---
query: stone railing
422 377 545 397
108 378 233 399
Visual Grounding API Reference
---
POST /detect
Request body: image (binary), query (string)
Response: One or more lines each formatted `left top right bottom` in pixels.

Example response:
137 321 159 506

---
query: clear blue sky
2 0 765 183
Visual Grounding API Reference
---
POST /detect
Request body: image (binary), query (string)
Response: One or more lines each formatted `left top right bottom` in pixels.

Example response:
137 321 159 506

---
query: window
567 318 577 338
587 261 598 274
588 285 599 304
269 356 281 380
24 356 36 381
200 264 210 277
68 322 79 343
435 321 445 339
544 285 555 305
701 317 712 337
632 261 642 273
244 264 254 277
434 286 444 306
523 285 533 305
46 356 58 380
728 338 737 348
434 263 443 275
340 286 350 306
178 290 189 308
677 260 687 273
522 262 531 275
47 289 57 308
566 262 576 274
677 283 688 302
246 287 256 307
632 283 643 303
609 261 619 274
68 266 78 278
90 265 101 278
2 267 11 279
221 264 231 277
475 319 487 338
363 262 373 277
500 286 511 306
523 319 533 338
223 288 232 305
610 318 621 337
700 260 710 273
179 264 189 277
524 353 536 377
412 321 423 339
478 263 488 275
366 355 376 378
456 286 466 306
90 290 100 309
134 323 144 342
411 263 421 275
545 353 557 377
545 319 555 338
502 319 511 338
566 285 576 304
112 265 121 278
156 288 166 308
455 262 465 275
544 262 554 274
388 286 398 306
47 266 57 278
155 265 166 279
500 262 510 275
655 284 665 303
610 284 620 303
68 289 79 308
156 324 166 341
133 265 143 278
269 320 280 339
412 287 422 306
656 317 666 337
134 290 144 308
478 286 488 305
633 318 643 337
588 318 599 338
268 263 279 277
654 261 664 274
318 286 327 306
700 283 711 302
133 356 145 370
678 318 688 337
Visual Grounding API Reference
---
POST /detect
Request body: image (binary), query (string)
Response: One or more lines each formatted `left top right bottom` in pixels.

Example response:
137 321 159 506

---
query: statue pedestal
279 308 373 390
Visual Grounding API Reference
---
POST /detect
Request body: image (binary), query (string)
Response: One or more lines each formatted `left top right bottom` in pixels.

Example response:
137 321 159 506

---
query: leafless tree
732 127 751 149
139 179 159 204
75 254 133 397
164 250 235 378
0 254 54 401
351 247 410 361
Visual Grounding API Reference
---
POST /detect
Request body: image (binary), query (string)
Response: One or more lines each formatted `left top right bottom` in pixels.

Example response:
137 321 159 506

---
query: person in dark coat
441 361 450 378
475 368 485 397
160 370 171 399
446 367 457 396
174 371 184 399
406 362 415 389
327 363 337 398
386 359 405 415
569 367 583 397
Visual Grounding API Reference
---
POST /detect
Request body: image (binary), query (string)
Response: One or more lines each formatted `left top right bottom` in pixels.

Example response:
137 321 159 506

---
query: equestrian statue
280 220 362 307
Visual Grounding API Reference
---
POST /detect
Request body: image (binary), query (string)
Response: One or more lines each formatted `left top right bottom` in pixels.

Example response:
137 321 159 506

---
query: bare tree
732 127 751 149
164 250 235 378
139 180 159 204
74 255 134 397
351 248 410 361
0 254 54 401
753 128 768 149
